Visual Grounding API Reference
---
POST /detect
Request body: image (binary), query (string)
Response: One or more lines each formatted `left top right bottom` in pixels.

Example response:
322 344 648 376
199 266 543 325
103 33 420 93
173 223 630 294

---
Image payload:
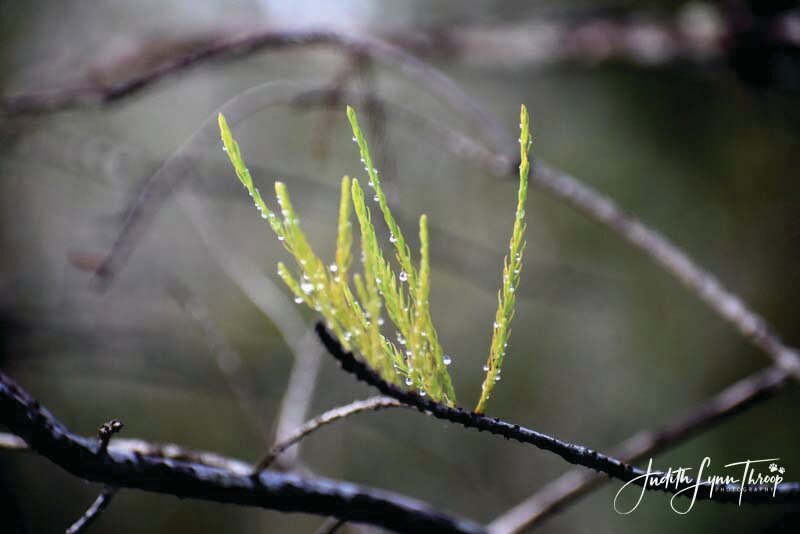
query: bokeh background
1 1 799 533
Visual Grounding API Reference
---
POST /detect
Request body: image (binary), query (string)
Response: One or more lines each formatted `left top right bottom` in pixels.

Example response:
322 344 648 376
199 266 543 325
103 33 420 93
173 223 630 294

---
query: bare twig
96 419 123 455
270 328 323 467
529 161 800 381
487 364 790 533
65 486 118 534
315 324 800 503
0 371 486 534
256 396 403 471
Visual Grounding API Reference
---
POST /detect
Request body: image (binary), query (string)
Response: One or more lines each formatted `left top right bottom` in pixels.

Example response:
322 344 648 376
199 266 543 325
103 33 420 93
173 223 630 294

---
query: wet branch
0 371 485 534
316 324 800 504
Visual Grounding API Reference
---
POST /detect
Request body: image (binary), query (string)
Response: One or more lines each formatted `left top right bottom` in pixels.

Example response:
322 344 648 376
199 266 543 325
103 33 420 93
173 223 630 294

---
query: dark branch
65 486 118 534
315 323 800 504
488 364 790 532
0 371 484 534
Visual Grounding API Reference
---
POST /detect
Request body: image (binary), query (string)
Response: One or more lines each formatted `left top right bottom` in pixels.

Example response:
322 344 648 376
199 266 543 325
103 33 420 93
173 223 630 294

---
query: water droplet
509 286 515 293
294 296 303 304
419 390 427 397
396 333 406 345
368 180 375 188
277 236 285 241
329 264 338 273
261 212 268 219
517 209 525 219
398 270 407 282
443 355 452 365
494 375 502 382
493 321 500 329
389 233 397 244
222 146 228 152
483 364 490 372
405 377 413 386
352 137 357 142
301 282 314 294
373 194 380 202
377 317 385 326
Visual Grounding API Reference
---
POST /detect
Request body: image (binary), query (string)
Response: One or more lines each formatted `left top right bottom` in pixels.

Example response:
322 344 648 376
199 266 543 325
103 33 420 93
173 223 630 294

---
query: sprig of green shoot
474 104 531 414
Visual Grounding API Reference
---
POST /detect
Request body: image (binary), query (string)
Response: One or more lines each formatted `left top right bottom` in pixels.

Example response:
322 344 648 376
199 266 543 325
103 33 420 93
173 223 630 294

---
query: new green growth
218 105 531 413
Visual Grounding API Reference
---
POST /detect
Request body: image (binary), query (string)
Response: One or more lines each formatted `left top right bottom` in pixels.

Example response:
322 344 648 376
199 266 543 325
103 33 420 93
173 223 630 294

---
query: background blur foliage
1 1 800 533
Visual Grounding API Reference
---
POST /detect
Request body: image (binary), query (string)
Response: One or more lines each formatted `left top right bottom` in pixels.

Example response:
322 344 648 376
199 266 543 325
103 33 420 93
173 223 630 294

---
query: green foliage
475 105 531 413
218 105 531 413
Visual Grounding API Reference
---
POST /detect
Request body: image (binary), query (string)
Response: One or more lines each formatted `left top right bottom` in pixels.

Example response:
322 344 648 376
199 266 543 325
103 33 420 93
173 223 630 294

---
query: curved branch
1 29 509 148
487 364 790 533
256 396 404 471
0 372 484 534
315 324 800 504
529 162 800 381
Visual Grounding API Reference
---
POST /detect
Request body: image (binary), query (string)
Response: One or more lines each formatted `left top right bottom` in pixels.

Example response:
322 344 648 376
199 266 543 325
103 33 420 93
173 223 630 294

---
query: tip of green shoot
218 113 230 142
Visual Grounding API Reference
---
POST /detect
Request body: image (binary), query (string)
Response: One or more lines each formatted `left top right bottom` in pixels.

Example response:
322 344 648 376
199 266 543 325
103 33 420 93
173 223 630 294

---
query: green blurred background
1 1 799 533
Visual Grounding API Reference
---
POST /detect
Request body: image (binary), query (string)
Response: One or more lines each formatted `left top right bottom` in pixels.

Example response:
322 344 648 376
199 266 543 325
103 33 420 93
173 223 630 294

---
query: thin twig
0 371 485 534
315 324 800 503
256 396 403 471
65 486 118 534
96 420 123 455
487 364 790 533
530 161 800 381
